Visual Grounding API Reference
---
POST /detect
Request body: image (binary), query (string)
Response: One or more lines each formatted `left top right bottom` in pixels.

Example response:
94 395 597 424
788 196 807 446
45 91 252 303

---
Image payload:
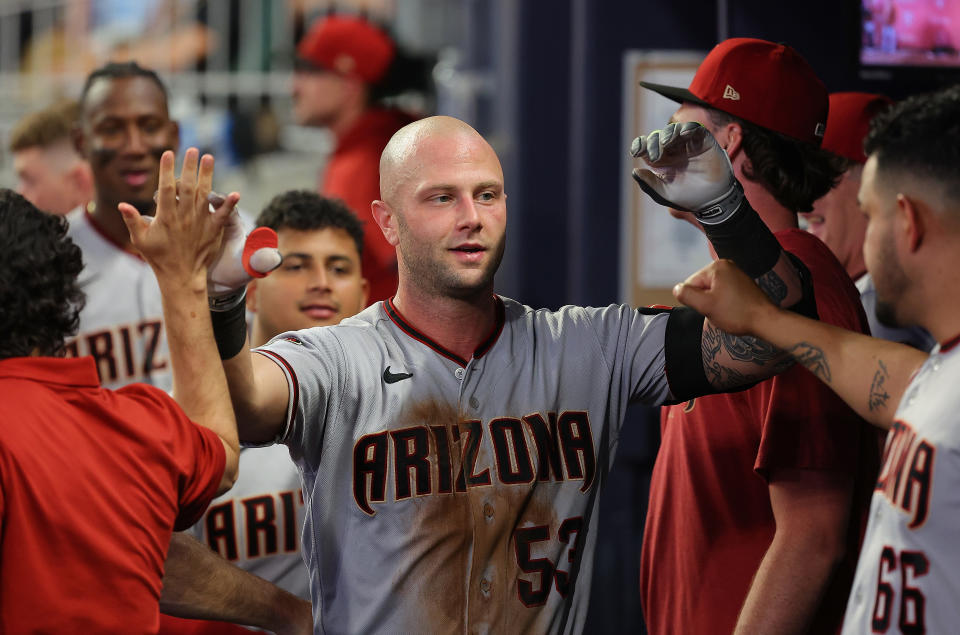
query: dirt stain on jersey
392 398 570 632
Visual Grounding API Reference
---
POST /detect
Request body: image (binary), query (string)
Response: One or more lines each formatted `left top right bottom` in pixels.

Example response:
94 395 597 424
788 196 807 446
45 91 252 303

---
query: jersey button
483 502 494 521
470 396 480 410
455 367 465 380
480 578 491 595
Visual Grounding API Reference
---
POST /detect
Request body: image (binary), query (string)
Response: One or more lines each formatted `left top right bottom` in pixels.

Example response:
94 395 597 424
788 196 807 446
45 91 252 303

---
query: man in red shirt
0 158 303 632
638 39 881 634
0 182 234 632
293 14 419 304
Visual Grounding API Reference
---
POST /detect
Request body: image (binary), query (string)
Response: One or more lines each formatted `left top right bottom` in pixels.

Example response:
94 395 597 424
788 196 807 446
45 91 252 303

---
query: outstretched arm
674 259 927 429
161 532 312 635
632 123 810 395
120 149 240 492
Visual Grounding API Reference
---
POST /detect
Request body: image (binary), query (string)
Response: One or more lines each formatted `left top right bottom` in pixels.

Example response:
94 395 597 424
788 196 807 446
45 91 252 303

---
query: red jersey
321 107 417 305
0 356 225 634
641 230 880 635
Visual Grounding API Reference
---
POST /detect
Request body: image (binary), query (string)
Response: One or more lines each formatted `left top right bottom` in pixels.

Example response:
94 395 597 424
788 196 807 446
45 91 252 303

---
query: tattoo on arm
701 324 723 385
868 359 891 412
720 331 780 363
756 270 788 305
702 323 785 390
787 342 832 383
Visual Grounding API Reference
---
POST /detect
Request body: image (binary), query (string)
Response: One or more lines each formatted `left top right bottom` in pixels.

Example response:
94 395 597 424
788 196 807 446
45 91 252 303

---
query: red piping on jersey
384 295 506 367
83 207 146 262
940 332 960 353
254 349 299 434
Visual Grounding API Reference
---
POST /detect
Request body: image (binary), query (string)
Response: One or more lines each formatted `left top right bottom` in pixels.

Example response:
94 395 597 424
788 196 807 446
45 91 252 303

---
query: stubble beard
873 241 910 329
400 235 506 301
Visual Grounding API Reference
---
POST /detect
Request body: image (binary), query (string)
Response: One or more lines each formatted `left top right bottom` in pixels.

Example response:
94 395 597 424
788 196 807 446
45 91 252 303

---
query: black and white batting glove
207 193 282 311
630 121 745 225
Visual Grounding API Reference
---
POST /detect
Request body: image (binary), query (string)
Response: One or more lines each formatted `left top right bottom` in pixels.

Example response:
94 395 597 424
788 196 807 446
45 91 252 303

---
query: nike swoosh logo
383 366 414 384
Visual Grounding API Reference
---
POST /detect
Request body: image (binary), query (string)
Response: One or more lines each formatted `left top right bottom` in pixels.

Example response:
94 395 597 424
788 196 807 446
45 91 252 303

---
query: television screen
861 0 960 67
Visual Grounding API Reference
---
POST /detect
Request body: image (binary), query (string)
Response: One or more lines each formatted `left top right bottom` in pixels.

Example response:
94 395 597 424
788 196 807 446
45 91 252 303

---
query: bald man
155 116 816 633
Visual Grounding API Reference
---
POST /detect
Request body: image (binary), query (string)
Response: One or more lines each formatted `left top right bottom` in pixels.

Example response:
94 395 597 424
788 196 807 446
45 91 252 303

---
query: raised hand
119 148 237 292
630 121 744 224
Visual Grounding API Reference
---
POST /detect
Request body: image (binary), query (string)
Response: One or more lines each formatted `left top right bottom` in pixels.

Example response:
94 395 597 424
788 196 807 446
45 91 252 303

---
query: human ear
371 200 399 246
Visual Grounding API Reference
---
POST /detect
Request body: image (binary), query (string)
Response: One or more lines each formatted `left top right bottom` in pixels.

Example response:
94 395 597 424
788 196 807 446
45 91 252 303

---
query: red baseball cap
822 92 893 163
640 38 828 146
296 15 395 84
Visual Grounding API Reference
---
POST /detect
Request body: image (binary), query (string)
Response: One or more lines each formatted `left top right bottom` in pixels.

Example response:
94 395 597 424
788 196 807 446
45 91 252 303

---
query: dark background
502 2 953 630
509 0 949 312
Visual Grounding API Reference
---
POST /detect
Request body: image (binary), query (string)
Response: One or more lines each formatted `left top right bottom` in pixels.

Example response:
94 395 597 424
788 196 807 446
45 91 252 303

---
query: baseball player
802 91 936 351
184 192 369 613
638 39 881 635
64 61 180 390
141 115 815 633
673 84 960 634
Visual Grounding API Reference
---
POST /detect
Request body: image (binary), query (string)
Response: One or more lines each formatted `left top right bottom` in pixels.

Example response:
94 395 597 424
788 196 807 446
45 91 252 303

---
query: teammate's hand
630 122 744 224
120 148 232 291
673 259 776 335
206 195 282 311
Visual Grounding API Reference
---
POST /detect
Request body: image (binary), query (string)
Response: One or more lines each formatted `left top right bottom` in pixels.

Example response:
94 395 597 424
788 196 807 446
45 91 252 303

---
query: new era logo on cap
637 38 828 146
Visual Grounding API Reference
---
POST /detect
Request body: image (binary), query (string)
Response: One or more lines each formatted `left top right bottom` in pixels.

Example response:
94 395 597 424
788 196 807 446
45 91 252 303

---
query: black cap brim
638 81 711 109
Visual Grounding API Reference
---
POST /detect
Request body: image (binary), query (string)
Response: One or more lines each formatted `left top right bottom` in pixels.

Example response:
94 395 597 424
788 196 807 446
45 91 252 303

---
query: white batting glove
207 193 282 311
630 121 745 225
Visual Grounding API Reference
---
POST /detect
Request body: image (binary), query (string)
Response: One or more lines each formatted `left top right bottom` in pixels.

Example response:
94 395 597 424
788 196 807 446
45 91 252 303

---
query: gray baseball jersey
255 296 672 634
64 207 171 391
188 444 310 601
841 337 960 634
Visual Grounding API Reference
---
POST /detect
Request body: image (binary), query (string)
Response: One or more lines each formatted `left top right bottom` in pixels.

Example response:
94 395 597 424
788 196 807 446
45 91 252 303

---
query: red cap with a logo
297 15 395 84
822 92 893 163
640 38 828 146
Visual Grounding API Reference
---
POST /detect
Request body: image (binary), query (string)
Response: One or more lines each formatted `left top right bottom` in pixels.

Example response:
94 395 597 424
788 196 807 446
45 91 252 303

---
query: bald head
379 116 502 207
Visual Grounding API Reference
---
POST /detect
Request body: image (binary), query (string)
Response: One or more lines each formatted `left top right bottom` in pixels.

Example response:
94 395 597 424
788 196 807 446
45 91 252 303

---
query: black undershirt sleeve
663 307 714 403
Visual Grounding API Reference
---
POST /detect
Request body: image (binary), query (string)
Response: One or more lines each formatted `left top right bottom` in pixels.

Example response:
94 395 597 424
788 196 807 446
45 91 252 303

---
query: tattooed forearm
868 359 891 412
702 323 722 362
702 323 793 390
704 359 753 389
756 270 788 305
787 342 832 383
721 331 781 363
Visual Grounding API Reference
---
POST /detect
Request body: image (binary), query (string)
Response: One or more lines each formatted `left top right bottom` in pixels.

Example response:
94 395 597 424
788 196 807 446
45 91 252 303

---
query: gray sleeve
252 328 347 463
580 304 673 406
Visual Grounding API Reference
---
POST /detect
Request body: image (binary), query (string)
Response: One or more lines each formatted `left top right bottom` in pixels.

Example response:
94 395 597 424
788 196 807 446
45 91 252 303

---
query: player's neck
330 99 367 141
741 179 798 233
391 285 498 362
89 195 137 249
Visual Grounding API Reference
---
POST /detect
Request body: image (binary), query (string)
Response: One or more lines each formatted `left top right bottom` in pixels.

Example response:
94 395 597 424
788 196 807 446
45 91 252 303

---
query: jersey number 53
514 516 584 606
